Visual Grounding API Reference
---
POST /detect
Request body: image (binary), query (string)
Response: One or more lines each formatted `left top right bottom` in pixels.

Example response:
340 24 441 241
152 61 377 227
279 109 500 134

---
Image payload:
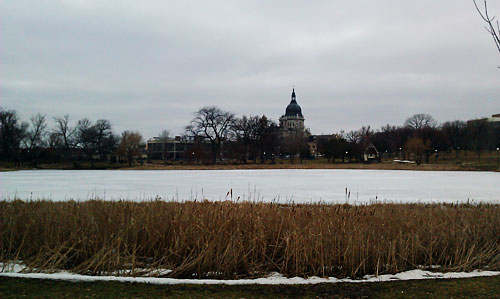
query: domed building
279 88 305 136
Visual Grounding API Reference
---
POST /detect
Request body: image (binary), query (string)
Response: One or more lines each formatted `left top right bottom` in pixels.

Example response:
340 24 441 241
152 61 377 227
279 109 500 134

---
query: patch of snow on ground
1 264 498 285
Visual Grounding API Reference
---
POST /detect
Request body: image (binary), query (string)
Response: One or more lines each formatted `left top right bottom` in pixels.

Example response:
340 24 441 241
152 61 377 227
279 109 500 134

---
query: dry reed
1 200 499 279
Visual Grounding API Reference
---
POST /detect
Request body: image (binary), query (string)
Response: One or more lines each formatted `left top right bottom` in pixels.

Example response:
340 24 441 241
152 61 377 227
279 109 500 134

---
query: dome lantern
285 88 303 117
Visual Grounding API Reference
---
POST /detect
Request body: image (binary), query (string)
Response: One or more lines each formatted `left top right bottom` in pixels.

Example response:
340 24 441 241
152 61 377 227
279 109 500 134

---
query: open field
1 275 500 298
1 200 499 280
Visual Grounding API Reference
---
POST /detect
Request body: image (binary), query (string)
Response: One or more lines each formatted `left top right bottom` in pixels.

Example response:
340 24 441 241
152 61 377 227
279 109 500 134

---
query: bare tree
467 119 490 159
23 113 47 166
256 115 279 164
117 131 143 166
474 0 500 59
405 136 429 165
0 107 28 162
233 115 259 163
441 120 467 155
317 134 348 163
281 132 305 164
94 119 116 161
53 115 76 162
47 131 63 151
185 106 235 164
404 114 437 131
76 118 97 164
24 113 47 152
344 130 360 144
357 125 373 148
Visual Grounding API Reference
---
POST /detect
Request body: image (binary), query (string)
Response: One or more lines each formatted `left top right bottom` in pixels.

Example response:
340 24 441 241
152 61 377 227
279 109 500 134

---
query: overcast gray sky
2 0 499 138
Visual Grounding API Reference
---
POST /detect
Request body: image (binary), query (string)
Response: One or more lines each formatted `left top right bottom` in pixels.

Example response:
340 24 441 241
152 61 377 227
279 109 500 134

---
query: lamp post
399 147 402 160
435 149 438 163
345 151 348 163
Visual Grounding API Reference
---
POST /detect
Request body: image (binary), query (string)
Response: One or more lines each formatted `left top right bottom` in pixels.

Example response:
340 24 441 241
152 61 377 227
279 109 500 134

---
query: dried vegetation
1 200 499 279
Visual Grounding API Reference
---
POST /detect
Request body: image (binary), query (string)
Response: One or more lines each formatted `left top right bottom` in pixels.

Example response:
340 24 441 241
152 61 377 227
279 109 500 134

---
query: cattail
0 200 498 279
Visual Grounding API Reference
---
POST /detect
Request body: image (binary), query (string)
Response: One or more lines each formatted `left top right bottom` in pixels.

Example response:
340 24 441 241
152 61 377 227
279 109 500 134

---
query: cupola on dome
285 89 303 117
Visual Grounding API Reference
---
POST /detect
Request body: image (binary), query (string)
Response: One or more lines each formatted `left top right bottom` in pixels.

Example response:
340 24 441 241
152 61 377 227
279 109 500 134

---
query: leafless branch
474 0 500 57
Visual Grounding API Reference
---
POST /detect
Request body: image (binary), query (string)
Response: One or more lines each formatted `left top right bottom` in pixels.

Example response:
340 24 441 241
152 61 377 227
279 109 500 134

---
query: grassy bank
122 161 469 171
1 200 499 279
0 161 487 172
2 153 500 172
1 276 500 298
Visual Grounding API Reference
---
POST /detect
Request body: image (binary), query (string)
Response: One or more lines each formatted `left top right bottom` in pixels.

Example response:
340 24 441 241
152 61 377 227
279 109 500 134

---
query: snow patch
1 264 498 285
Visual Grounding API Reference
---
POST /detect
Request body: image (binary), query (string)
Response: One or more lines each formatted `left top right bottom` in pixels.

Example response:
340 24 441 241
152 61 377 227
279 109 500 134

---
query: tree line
185 106 283 164
0 107 143 167
185 107 500 165
317 113 500 165
1 106 499 167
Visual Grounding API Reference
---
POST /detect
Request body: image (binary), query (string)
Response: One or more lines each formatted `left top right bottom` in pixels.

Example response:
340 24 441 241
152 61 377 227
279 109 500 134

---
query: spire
285 87 303 117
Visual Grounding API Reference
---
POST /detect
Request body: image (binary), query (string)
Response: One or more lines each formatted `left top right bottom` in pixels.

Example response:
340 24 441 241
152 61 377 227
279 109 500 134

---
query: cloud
1 0 499 138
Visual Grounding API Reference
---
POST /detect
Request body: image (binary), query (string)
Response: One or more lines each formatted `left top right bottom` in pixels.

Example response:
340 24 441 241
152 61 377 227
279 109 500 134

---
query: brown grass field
1 200 499 280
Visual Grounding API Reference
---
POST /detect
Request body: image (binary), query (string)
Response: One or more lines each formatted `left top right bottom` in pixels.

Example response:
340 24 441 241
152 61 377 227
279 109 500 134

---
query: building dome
285 89 303 117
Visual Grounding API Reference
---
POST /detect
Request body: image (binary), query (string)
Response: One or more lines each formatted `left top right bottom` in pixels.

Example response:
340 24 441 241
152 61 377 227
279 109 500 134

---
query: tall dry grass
1 200 499 279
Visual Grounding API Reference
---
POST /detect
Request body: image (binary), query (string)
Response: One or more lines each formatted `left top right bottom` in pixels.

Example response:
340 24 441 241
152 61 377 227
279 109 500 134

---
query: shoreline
1 161 497 172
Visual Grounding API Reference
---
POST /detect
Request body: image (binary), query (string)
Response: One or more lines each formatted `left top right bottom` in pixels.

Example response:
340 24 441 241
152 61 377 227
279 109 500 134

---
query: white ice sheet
1 169 499 203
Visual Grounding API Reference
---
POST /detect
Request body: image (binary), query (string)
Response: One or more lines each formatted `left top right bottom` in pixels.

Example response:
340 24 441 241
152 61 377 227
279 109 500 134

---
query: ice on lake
0 169 499 204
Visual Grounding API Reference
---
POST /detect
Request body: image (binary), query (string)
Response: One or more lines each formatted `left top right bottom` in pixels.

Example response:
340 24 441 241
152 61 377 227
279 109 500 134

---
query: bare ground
1 276 499 298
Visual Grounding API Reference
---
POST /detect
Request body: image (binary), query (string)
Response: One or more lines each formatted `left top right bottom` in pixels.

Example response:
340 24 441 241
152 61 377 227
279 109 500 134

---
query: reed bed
1 200 499 279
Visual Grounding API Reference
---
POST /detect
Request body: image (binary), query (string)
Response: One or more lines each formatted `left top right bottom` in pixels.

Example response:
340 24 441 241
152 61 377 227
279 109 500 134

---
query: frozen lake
0 169 499 204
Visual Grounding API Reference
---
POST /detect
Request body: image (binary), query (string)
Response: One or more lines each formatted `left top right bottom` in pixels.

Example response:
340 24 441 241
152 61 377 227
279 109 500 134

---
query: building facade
467 114 500 128
279 88 305 137
146 136 192 161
